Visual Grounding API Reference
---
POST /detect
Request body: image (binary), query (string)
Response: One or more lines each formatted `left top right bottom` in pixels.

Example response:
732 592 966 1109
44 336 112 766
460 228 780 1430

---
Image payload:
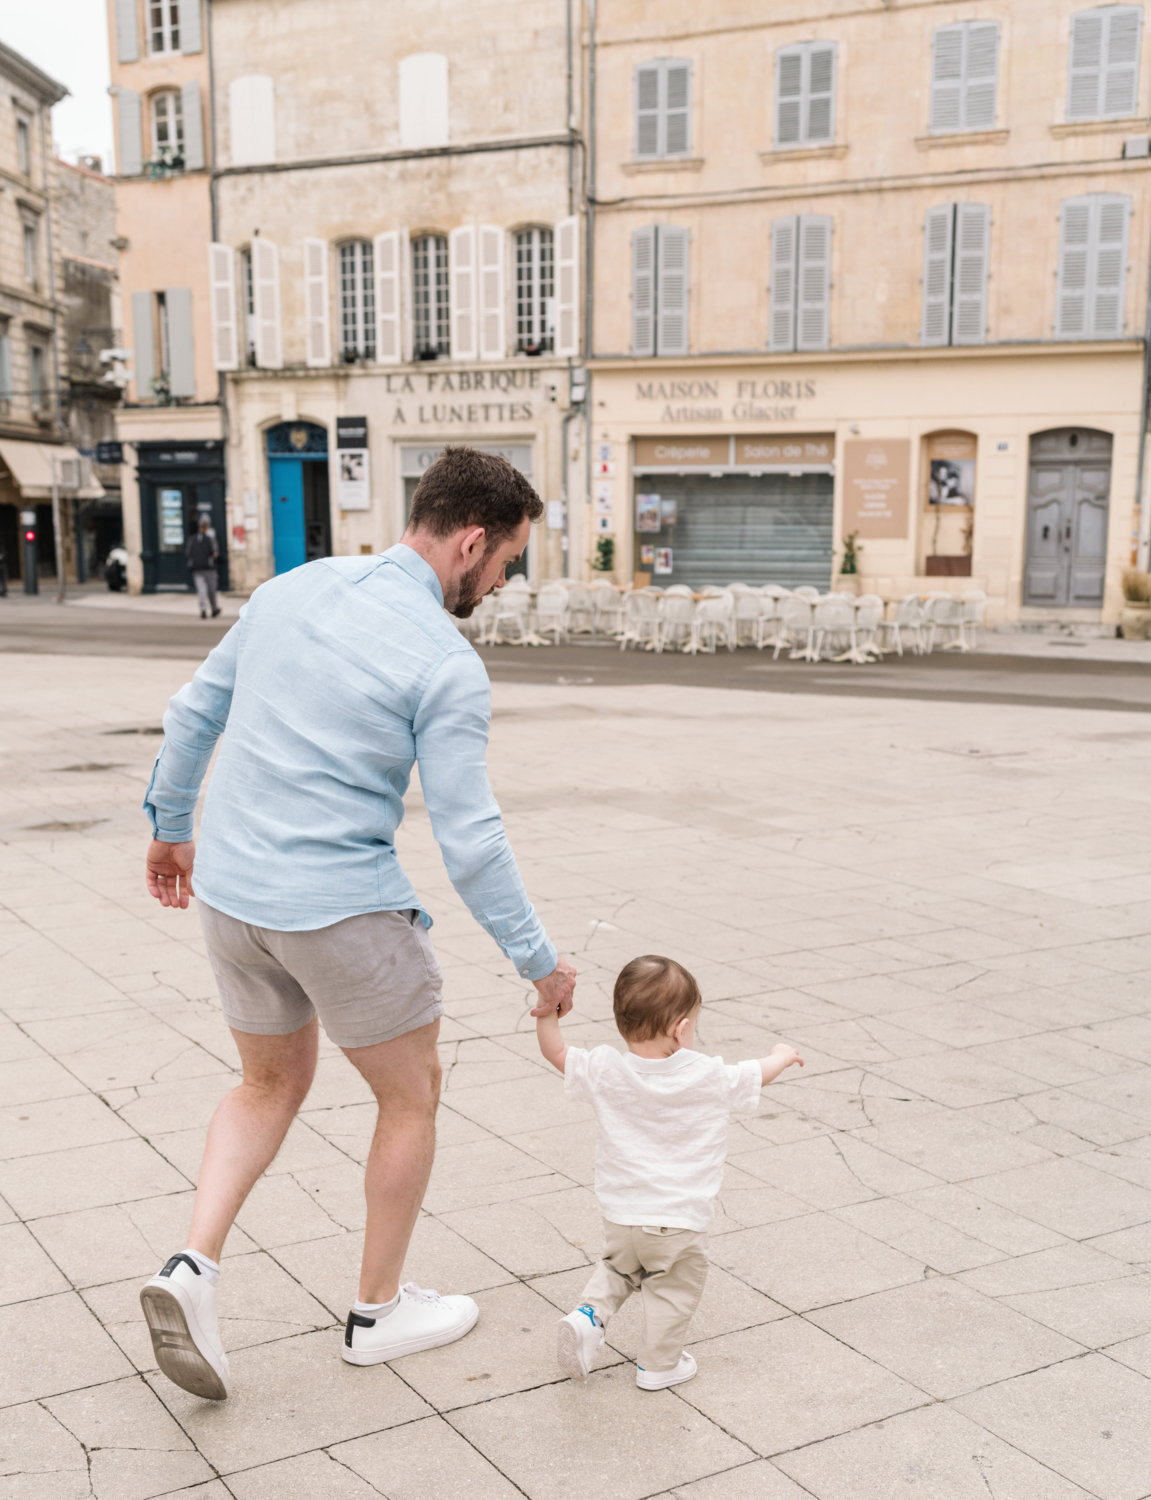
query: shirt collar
624 1048 701 1073
382 543 445 607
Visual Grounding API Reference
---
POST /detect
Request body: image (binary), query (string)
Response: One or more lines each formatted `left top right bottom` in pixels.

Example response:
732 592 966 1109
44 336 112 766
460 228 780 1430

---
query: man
140 447 576 1401
186 515 221 619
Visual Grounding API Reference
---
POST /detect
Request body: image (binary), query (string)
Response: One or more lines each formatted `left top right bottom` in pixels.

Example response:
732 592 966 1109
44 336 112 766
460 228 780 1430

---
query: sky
0 0 114 171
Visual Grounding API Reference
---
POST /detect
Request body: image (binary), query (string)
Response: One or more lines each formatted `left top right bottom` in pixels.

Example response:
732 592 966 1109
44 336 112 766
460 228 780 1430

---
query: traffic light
20 509 37 595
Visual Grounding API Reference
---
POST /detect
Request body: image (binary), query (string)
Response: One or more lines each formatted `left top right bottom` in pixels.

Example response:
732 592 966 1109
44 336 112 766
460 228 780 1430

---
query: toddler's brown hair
613 955 701 1042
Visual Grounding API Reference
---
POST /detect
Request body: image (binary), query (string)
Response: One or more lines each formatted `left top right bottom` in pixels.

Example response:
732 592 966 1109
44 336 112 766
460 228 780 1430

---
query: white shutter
964 23 999 130
1104 7 1142 116
374 230 402 364
398 53 449 149
769 216 798 352
930 25 965 132
921 205 954 346
0 335 12 400
631 226 656 356
806 45 836 142
1056 197 1093 337
656 226 690 356
952 203 990 345
1093 195 1130 335
775 48 804 145
1068 11 1106 118
132 290 155 397
303 238 330 367
118 90 143 177
664 62 691 156
400 227 413 361
180 0 203 54
252 237 283 368
165 287 196 397
229 75 276 166
636 64 661 157
478 225 506 359
115 0 139 62
207 243 239 370
181 79 205 170
795 215 831 352
449 225 477 360
553 215 579 357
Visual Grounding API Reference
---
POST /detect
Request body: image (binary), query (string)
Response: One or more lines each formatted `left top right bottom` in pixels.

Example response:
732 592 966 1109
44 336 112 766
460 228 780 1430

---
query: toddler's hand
771 1044 804 1071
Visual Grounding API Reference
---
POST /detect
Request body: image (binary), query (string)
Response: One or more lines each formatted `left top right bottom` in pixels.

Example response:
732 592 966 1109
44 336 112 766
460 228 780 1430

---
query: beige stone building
586 0 1151 624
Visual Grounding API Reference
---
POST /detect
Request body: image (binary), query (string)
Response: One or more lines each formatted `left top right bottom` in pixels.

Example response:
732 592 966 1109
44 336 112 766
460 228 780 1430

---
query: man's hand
146 839 196 908
530 956 576 1018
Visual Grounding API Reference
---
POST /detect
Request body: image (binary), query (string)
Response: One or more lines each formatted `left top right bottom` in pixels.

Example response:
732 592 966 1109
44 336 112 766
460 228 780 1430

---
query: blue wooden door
269 457 306 574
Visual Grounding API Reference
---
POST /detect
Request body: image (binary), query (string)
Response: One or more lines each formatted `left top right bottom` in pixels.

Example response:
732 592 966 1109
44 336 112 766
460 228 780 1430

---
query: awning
0 440 105 500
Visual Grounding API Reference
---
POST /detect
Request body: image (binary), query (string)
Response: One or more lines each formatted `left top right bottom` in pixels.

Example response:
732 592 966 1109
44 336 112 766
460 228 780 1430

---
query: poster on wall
636 494 661 532
841 439 911 539
159 489 184 548
660 498 677 526
641 544 655 566
336 416 370 511
929 459 974 506
654 548 673 575
595 481 614 514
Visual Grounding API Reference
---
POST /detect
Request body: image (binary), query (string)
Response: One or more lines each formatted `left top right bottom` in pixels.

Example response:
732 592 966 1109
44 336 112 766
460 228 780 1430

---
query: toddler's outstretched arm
537 1009 568 1074
759 1043 803 1086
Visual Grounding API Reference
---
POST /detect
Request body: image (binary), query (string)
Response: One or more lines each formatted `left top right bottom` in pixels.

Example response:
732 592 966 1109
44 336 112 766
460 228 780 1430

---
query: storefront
0 439 105 584
136 440 228 593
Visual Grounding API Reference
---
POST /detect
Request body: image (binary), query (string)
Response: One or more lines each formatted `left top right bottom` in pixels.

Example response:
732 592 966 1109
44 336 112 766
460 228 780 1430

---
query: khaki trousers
581 1220 709 1373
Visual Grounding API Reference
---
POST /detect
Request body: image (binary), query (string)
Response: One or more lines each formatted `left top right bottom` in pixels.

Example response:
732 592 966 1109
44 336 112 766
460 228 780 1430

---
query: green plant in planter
1122 567 1151 602
839 530 861 576
593 536 615 573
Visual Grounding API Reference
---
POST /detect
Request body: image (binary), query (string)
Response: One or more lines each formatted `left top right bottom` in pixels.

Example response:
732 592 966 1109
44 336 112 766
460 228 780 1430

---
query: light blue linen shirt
143 544 557 981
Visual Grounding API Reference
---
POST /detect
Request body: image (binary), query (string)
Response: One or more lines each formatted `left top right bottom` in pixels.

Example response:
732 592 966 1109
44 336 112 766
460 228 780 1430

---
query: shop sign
736 434 833 465
634 375 819 423
336 417 370 512
399 444 533 477
842 439 911 538
380 367 540 424
634 437 727 467
96 440 123 465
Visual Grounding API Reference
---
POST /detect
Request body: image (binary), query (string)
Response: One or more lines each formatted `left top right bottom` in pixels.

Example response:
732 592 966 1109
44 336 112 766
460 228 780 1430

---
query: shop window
1056 193 1130 337
150 0 180 55
922 432 976 576
631 225 690 356
515 228 554 354
1067 7 1141 119
412 233 449 357
921 203 990 347
151 90 184 168
774 42 836 148
21 218 38 285
635 59 692 159
929 21 1000 133
768 214 831 353
15 115 30 175
339 241 375 362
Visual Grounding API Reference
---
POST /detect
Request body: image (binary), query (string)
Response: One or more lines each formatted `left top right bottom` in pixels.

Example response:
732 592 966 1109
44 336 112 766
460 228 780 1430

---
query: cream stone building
586 0 1151 623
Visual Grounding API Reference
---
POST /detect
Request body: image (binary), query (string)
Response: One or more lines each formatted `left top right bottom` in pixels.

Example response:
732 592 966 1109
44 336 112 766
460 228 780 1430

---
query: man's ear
459 526 487 563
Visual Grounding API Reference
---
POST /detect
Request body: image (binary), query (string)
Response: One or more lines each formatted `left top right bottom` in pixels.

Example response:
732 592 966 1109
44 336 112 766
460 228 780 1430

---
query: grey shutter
769 216 798 352
951 203 990 345
180 0 203 54
1092 194 1130 335
132 290 155 396
181 80 204 170
806 44 836 142
636 64 660 158
165 287 196 396
776 47 803 145
930 25 964 132
664 62 691 155
921 204 955 346
1103 7 1142 116
118 89 143 177
115 0 139 63
1056 197 1092 336
656 225 690 355
1068 11 1106 118
631 227 656 355
0 335 12 400
964 23 999 129
795 215 831 352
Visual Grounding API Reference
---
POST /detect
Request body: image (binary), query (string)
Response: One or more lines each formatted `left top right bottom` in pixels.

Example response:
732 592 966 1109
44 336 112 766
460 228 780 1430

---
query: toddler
536 953 803 1390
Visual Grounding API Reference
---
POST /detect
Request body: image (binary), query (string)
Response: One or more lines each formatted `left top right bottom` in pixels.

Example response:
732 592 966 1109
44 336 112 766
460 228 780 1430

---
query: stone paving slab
2 654 1151 1498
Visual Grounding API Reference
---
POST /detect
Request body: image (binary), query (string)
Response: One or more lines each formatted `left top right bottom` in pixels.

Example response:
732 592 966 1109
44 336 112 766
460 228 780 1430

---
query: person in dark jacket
186 517 221 618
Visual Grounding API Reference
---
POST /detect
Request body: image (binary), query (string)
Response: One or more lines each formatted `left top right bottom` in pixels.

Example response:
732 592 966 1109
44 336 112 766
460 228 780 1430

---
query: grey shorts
198 902 444 1050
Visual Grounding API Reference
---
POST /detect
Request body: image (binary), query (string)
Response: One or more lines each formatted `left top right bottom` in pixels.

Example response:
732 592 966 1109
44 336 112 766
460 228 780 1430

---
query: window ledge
914 129 1009 151
1050 117 1149 138
620 157 705 175
760 143 848 163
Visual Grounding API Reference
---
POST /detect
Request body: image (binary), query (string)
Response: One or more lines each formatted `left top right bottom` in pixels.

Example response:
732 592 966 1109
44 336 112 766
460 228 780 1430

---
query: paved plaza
2 651 1151 1500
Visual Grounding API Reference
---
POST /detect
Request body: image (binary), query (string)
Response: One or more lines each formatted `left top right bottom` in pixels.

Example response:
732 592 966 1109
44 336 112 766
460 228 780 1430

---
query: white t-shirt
564 1045 762 1232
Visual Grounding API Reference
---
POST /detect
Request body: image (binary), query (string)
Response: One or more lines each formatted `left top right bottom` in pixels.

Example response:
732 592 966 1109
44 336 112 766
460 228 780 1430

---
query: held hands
530 956 577 1018
146 839 196 908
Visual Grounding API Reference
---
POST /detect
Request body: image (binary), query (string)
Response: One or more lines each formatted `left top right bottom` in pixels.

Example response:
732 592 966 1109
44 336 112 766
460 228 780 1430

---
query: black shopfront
137 441 228 593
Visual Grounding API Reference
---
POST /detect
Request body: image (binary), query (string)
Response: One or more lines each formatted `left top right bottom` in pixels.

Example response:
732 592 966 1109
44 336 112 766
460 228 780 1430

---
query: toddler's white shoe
341 1282 478 1364
140 1253 231 1401
556 1304 605 1379
637 1351 697 1390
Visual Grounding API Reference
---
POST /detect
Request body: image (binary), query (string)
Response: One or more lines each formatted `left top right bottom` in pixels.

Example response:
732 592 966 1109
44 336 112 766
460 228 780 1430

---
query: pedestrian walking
186 516 221 618
140 447 576 1401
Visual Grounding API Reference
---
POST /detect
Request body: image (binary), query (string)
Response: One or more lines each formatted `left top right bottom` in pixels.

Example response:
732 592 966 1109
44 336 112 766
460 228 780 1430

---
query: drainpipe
40 99 67 596
584 0 596 582
1137 227 1151 570
206 0 232 570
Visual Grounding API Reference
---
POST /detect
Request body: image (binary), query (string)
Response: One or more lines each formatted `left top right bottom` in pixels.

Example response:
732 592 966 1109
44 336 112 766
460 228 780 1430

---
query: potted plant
592 536 615 576
837 530 861 594
1120 568 1151 639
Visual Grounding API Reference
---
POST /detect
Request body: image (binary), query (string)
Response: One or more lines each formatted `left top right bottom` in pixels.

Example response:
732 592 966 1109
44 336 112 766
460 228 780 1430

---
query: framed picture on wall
929 459 974 506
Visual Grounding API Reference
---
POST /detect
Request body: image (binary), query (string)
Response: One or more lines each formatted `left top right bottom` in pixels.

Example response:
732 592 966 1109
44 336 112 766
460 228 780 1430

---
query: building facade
585 0 1151 624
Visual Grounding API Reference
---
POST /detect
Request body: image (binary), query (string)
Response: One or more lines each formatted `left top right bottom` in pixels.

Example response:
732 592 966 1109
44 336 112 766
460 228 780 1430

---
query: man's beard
447 557 487 618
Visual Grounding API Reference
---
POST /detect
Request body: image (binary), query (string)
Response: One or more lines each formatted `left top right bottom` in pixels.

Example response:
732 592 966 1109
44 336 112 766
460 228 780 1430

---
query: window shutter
769 216 798 352
635 64 661 157
963 23 999 130
1056 197 1093 337
930 25 965 132
0 335 12 400
1104 7 1142 116
207 243 238 370
181 80 205 170
553 216 579 357
398 53 449 149
165 287 196 397
631 226 656 355
656 226 690 356
180 0 203 54
229 75 276 166
118 89 143 177
664 62 691 155
806 44 836 142
303 238 330 367
252 237 283 368
132 290 155 397
1092 195 1130 335
775 48 804 145
951 203 990 345
795 215 831 352
921 204 954 346
115 0 139 62
478 225 506 359
374 231 402 364
1068 11 1106 118
449 225 477 360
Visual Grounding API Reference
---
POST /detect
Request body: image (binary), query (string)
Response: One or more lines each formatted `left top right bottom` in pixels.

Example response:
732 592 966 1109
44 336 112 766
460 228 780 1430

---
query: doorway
1024 429 1111 607
267 422 331 575
138 442 228 593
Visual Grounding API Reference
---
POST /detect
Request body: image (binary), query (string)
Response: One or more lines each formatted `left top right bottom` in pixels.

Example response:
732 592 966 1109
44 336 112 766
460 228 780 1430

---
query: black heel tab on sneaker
344 1311 376 1346
159 1253 202 1278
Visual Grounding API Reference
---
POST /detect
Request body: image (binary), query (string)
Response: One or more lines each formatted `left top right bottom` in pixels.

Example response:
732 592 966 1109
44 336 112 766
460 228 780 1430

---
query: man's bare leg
342 1019 441 1303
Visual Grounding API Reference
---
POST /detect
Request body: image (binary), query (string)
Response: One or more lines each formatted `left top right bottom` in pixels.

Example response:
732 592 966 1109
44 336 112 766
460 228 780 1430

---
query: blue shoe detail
577 1304 601 1327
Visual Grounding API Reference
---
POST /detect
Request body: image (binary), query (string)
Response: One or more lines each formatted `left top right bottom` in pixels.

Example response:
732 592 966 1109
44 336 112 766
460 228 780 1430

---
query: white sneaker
341 1282 478 1365
556 1304 605 1379
637 1351 697 1390
140 1254 231 1401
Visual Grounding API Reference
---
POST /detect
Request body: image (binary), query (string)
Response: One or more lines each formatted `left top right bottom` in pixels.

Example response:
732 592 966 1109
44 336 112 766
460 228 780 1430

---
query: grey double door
1024 428 1111 608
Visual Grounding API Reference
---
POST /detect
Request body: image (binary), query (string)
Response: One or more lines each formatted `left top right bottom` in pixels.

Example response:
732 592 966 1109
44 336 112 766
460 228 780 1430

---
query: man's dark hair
407 446 543 548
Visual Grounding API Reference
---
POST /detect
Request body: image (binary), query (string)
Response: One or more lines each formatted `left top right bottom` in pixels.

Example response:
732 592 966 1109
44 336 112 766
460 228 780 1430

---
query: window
149 0 180 54
29 344 45 410
930 21 1000 133
921 204 991 347
634 59 692 159
1067 7 1142 119
151 90 184 164
412 233 449 357
631 225 690 356
1056 194 1131 338
515 228 554 354
339 241 375 362
240 248 256 365
22 219 38 285
0 326 11 407
15 115 29 175
157 291 171 378
769 215 832 352
774 42 836 147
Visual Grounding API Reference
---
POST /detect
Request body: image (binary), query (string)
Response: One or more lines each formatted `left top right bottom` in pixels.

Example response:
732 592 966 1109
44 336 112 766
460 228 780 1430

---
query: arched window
412 233 449 357
339 241 375 361
515 228 554 354
150 90 184 165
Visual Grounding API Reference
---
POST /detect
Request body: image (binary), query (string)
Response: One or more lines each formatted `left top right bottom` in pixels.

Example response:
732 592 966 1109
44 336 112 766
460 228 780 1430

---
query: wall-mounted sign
735 434 833 466
336 417 370 511
95 440 123 465
546 500 565 530
634 437 727 468
842 439 911 539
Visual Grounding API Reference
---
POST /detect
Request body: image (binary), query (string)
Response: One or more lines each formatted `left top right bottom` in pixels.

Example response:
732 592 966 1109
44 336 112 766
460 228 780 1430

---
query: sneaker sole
637 1363 697 1391
140 1283 229 1401
556 1318 590 1379
340 1303 479 1365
